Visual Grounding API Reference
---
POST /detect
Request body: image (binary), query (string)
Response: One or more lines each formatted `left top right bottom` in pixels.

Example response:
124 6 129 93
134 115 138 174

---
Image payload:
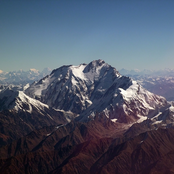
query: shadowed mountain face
0 114 174 174
25 60 168 123
0 109 68 148
0 88 71 147
0 60 174 173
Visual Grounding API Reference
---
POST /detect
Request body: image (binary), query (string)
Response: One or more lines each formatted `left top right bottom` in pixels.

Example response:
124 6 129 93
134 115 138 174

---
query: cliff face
25 60 168 123
0 89 70 148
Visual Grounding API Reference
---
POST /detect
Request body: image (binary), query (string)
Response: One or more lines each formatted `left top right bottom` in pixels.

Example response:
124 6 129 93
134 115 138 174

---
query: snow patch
111 118 117 122
137 115 147 123
169 106 174 112
71 64 86 79
152 120 163 125
151 112 162 120
23 83 30 91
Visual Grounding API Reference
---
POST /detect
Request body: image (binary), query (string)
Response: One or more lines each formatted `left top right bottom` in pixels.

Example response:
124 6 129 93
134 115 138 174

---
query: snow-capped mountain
25 60 168 123
1 60 174 173
26 60 120 112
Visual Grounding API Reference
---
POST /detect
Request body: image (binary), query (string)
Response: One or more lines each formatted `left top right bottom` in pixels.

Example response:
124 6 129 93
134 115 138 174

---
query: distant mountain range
0 68 52 85
0 60 174 173
119 68 174 77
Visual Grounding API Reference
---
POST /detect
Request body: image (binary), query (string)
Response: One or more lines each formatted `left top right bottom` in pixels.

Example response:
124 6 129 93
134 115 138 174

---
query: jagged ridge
25 59 168 123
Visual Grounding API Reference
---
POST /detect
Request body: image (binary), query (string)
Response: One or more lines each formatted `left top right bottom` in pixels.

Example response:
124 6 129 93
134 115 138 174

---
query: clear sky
1 0 174 72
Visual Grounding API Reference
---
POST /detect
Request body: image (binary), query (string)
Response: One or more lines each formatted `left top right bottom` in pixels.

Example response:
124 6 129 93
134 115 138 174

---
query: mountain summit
25 60 168 123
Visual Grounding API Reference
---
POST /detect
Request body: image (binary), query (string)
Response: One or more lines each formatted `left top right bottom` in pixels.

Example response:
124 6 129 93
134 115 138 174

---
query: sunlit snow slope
25 60 168 123
0 87 71 123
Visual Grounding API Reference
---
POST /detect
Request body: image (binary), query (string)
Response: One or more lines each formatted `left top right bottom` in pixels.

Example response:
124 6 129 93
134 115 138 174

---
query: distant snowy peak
42 67 52 75
0 68 52 85
29 68 39 74
119 68 174 77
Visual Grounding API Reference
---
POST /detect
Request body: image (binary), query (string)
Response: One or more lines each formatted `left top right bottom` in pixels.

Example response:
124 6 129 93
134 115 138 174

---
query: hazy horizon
2 60 174 73
1 0 174 72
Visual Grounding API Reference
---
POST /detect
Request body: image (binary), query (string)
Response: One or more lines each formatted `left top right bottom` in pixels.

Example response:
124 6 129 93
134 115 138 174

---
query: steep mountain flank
25 60 168 123
0 88 71 147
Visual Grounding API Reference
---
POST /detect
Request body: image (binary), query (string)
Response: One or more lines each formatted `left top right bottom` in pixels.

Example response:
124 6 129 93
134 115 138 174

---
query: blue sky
1 0 174 72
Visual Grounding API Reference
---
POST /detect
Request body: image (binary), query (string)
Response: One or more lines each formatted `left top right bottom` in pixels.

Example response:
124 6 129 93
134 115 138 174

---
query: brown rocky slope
0 114 174 174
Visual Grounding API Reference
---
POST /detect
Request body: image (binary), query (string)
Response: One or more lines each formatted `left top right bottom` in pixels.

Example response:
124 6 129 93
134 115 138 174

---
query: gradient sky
1 0 174 72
